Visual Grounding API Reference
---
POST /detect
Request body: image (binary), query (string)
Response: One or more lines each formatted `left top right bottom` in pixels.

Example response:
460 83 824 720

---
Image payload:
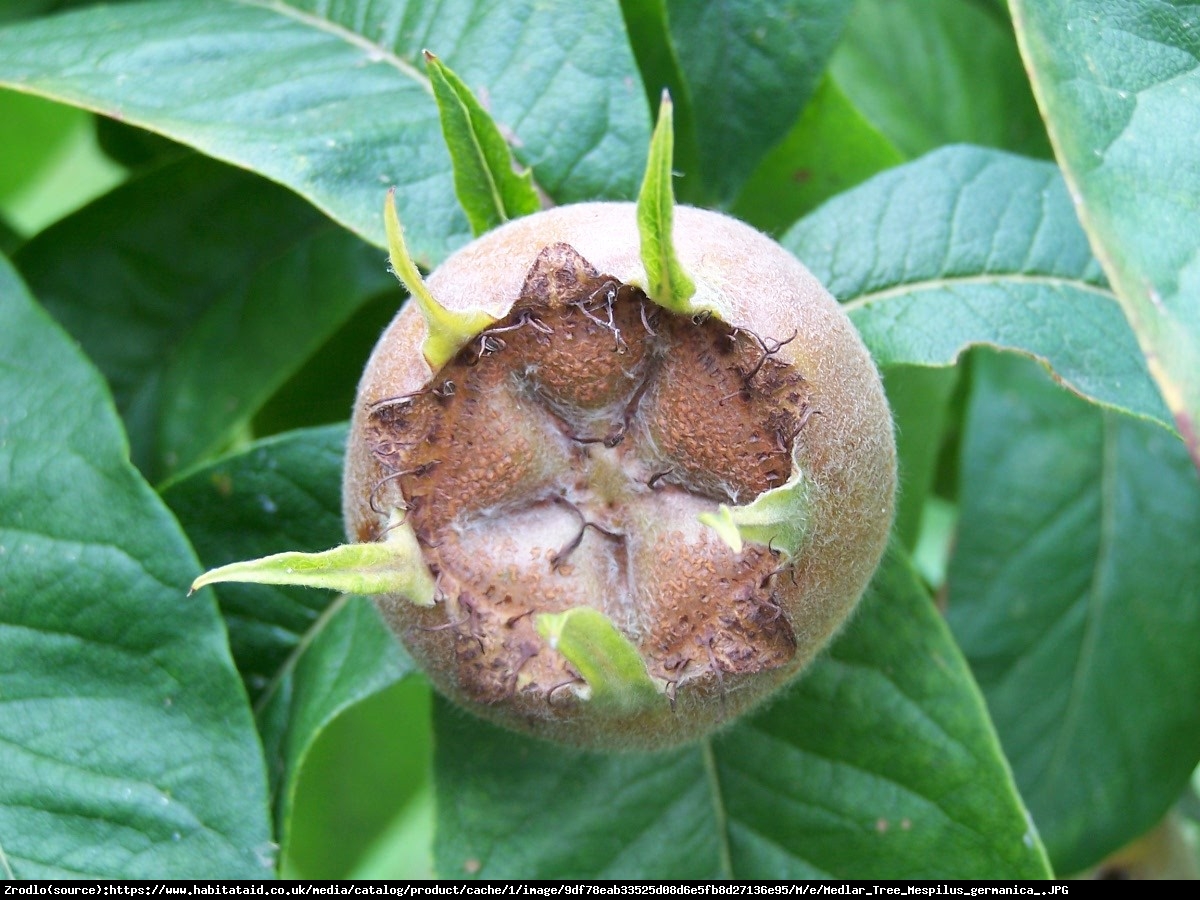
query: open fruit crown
192 84 896 750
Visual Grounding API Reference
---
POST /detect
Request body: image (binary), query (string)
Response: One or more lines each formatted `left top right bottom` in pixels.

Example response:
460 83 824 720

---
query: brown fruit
342 201 896 750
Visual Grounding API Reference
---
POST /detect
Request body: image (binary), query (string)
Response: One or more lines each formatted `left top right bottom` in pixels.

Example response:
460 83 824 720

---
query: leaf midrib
1033 413 1118 794
841 272 1114 312
241 0 430 92
252 591 350 717
701 739 733 878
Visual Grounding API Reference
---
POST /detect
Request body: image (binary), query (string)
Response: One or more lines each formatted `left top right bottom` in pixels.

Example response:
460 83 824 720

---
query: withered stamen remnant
639 300 660 337
647 468 674 489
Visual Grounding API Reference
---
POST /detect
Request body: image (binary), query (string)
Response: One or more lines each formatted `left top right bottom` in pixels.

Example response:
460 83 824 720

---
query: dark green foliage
1 0 1197 880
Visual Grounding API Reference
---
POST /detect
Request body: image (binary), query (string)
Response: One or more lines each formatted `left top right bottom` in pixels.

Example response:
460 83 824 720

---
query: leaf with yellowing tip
191 515 436 606
383 188 495 369
535 607 664 713
636 91 698 316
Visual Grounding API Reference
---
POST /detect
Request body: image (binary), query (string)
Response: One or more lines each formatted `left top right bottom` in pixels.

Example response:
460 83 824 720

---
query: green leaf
637 92 696 314
711 548 1047 879
256 594 414 863
831 0 1051 159
946 351 1200 874
0 89 83 203
161 424 348 700
162 425 415 862
882 365 960 551
783 145 1173 432
424 52 541 237
288 678 433 879
0 0 650 263
1011 0 1200 473
434 548 1050 879
0 252 272 878
252 291 402 438
732 75 904 235
617 0 698 195
534 608 664 713
15 155 395 483
664 0 853 203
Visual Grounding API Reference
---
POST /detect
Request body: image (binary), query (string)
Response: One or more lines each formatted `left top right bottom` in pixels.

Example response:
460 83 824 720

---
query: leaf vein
1034 413 1118 792
842 272 1114 312
253 592 350 716
701 739 733 879
242 0 430 92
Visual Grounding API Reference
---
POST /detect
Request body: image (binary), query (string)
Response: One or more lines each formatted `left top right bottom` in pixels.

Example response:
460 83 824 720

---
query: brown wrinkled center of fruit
365 244 810 707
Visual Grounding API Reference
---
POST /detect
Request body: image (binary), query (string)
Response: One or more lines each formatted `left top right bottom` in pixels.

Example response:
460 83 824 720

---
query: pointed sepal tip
384 189 495 369
535 607 664 713
699 466 811 559
636 90 699 317
189 515 436 606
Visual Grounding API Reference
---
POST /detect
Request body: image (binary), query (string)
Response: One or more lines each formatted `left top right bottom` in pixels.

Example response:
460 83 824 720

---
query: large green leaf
162 424 413 859
831 0 1051 159
732 75 903 236
15 156 395 483
1011 0 1200 472
434 548 1050 879
663 0 852 204
783 145 1172 432
947 351 1200 875
0 253 272 878
0 0 650 264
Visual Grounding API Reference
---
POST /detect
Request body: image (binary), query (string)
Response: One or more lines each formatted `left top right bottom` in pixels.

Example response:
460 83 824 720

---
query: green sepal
535 607 664 713
190 514 436 606
636 91 698 316
384 188 495 369
699 466 810 557
425 51 542 236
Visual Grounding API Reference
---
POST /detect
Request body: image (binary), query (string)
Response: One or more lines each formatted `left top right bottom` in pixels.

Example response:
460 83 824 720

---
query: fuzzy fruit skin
345 202 896 749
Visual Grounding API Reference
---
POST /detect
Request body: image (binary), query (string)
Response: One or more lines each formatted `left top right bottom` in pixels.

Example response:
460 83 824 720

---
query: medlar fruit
338 200 895 749
194 106 895 751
